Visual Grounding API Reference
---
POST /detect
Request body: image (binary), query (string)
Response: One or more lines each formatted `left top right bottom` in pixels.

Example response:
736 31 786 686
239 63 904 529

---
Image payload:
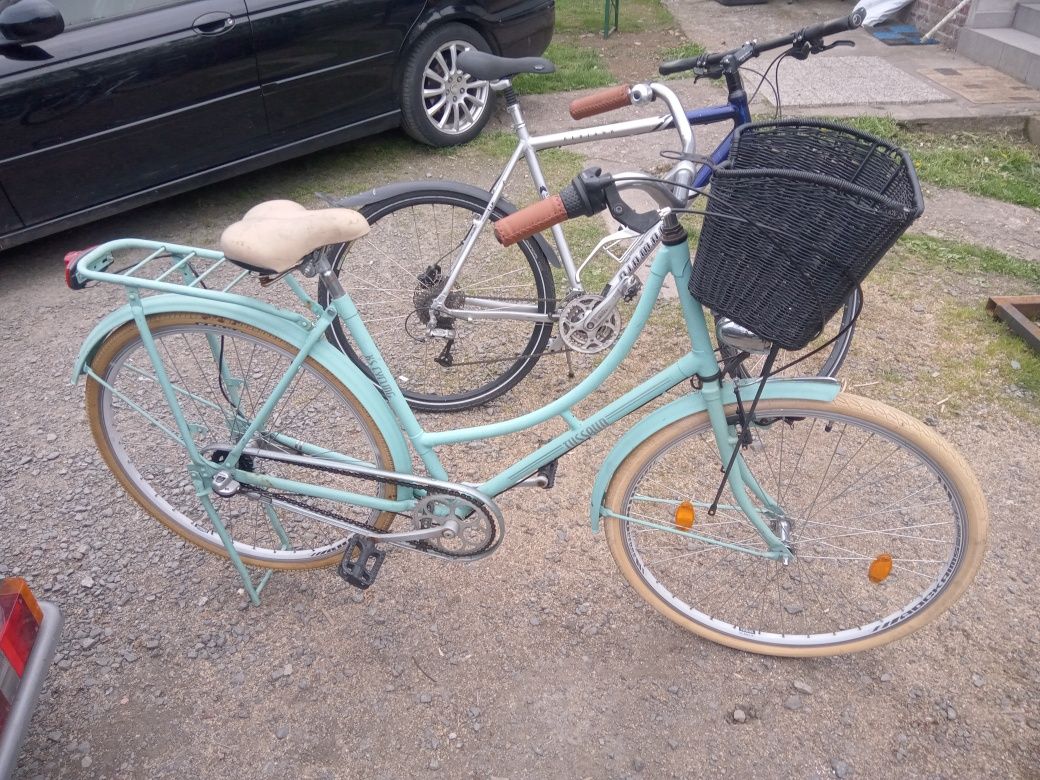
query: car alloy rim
422 40 490 135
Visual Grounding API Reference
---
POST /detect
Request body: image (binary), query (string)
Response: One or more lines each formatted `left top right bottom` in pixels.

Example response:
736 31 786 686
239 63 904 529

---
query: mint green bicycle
67 86 987 657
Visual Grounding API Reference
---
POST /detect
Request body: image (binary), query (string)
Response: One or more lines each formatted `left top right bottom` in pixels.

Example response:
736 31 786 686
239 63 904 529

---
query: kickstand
564 346 575 379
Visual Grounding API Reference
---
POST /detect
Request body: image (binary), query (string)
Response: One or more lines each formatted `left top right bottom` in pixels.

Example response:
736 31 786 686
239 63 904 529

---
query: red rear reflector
64 248 94 290
0 578 43 677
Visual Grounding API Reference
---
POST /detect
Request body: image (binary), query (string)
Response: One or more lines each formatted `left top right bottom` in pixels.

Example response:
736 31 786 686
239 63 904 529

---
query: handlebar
658 9 864 76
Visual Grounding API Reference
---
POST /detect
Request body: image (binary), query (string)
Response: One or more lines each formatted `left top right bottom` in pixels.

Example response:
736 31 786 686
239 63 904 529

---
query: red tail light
64 248 94 290
0 578 42 677
0 578 44 735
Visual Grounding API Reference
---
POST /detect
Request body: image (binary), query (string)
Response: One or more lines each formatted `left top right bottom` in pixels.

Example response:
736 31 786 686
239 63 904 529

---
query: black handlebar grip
659 57 699 76
801 9 865 40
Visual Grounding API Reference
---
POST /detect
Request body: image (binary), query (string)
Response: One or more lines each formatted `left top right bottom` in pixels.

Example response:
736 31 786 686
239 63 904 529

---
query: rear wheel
86 313 399 569
603 393 987 656
322 189 556 412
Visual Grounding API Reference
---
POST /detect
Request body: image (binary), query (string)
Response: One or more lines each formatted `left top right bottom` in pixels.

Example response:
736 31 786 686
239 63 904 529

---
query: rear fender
72 295 414 476
589 378 842 531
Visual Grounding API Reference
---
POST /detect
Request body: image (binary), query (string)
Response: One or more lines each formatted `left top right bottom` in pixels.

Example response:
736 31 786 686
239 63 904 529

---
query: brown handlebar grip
569 84 632 120
493 195 569 246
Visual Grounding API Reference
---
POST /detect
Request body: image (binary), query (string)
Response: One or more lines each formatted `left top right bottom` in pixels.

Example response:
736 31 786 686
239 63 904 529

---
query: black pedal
337 535 386 590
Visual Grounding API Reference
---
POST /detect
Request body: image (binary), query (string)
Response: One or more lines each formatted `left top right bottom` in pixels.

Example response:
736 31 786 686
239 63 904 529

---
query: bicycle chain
233 453 499 558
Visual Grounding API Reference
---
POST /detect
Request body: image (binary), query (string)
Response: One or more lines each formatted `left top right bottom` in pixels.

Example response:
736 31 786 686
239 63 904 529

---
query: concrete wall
967 0 1019 28
902 0 974 47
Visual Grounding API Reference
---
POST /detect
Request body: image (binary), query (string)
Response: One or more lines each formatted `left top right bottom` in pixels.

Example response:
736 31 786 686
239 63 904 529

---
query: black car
0 0 554 250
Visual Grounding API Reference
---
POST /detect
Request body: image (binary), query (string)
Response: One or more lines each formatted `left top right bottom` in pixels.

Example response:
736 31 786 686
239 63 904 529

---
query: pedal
336 534 386 590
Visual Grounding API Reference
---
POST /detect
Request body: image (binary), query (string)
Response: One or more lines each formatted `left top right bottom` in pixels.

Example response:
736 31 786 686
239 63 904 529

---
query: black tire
400 23 496 147
320 188 556 412
719 287 860 379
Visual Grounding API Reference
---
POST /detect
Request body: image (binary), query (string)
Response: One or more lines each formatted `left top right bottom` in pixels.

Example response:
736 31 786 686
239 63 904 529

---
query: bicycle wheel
86 313 399 569
321 188 556 412
718 288 860 379
603 393 987 656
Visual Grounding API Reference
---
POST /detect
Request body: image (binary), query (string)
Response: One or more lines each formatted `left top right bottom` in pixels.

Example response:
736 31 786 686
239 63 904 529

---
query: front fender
72 295 414 476
588 378 842 532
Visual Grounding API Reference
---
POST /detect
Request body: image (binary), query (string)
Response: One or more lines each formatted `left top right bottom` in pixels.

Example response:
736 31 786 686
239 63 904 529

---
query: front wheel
321 188 557 412
603 393 987 656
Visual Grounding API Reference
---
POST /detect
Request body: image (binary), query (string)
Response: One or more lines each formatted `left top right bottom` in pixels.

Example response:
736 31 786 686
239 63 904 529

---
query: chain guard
217 446 505 561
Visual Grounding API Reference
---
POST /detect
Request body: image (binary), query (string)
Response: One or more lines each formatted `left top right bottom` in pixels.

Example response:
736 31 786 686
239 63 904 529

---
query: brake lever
811 38 855 54
604 187 661 234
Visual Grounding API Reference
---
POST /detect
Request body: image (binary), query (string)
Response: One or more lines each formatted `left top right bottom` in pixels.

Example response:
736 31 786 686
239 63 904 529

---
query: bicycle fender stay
71 295 415 477
588 378 841 532
322 181 563 268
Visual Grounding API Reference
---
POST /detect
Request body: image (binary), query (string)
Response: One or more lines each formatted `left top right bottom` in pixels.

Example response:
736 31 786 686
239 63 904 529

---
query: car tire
400 23 496 147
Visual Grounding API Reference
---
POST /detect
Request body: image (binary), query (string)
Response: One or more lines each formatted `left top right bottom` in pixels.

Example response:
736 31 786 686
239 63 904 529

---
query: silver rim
422 40 490 135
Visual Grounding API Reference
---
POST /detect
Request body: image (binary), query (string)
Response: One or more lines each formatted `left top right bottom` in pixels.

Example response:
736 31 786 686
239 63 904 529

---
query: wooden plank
987 295 1040 352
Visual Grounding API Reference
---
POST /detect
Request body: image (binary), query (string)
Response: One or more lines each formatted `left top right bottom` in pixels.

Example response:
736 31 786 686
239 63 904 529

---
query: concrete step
958 26 1040 87
1014 3 1040 37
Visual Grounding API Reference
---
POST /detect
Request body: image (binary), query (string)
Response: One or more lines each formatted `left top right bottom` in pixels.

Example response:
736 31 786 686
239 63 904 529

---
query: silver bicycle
319 41 860 411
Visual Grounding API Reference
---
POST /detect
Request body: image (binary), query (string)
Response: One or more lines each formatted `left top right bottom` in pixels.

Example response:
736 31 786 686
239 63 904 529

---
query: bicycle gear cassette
413 494 497 557
558 293 622 354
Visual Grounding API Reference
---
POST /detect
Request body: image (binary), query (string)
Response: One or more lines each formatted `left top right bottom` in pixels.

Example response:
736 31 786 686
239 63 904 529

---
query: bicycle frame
74 218 842 574
427 83 752 323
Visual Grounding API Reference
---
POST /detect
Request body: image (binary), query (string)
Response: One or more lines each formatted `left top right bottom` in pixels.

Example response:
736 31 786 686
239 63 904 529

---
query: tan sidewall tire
85 312 398 570
603 393 988 657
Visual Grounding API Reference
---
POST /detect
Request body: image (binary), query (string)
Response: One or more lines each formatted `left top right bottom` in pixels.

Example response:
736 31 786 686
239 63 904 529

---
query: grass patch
936 303 1040 422
838 117 1040 210
555 0 672 34
660 41 706 62
513 41 615 95
895 234 1040 285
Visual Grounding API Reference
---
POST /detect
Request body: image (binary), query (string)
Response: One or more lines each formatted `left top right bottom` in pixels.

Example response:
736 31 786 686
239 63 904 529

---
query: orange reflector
868 554 893 583
674 500 695 530
0 577 42 625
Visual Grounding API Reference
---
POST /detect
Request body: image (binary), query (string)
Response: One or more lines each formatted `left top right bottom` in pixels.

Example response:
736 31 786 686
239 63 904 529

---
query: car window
50 0 184 28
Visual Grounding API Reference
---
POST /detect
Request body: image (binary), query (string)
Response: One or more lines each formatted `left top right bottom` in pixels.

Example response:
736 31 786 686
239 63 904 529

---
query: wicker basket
690 119 924 350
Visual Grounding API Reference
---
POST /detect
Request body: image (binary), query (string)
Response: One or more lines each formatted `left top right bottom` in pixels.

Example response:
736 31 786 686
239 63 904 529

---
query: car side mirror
0 0 64 45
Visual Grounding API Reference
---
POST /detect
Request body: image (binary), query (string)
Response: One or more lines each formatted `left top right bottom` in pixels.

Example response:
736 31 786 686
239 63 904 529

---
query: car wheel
400 23 495 147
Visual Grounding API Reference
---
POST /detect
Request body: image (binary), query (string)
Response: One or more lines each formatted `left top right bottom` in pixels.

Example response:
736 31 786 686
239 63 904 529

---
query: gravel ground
3 101 1039 779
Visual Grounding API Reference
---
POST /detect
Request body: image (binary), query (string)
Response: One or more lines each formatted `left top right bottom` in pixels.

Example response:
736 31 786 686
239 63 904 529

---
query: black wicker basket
690 119 924 350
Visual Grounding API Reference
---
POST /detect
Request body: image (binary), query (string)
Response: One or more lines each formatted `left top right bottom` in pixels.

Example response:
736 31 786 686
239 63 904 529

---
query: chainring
413 494 497 557
558 293 622 354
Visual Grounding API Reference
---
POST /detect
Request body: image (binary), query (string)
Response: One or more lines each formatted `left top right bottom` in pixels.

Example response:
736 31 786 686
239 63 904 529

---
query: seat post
313 253 346 301
494 79 527 133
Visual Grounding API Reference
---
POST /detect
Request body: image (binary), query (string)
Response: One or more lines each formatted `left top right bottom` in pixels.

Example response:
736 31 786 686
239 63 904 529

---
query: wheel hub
413 265 464 324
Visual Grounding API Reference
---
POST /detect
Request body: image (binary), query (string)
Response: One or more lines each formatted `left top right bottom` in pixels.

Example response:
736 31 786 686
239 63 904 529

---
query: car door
0 0 267 227
244 0 424 141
